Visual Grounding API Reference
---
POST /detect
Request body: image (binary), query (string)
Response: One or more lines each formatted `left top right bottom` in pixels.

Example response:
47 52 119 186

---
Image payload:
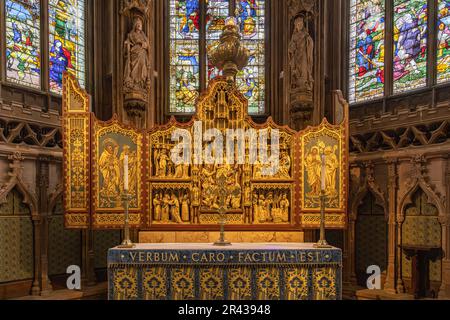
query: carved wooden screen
63 74 349 230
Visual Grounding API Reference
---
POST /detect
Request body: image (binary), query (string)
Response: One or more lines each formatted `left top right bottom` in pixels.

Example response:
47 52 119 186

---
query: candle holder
118 191 135 248
314 189 332 248
214 207 231 246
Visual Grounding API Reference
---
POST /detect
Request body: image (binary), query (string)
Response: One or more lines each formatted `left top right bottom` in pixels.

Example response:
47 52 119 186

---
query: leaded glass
348 0 385 103
206 0 229 81
236 0 265 114
48 0 86 94
437 0 450 83
169 0 200 113
5 0 41 88
393 0 428 93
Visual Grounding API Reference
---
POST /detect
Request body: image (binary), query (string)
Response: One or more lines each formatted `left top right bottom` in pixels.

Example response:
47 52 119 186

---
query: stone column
37 157 53 295
81 229 97 287
31 215 41 296
396 216 405 293
384 160 397 292
438 156 450 299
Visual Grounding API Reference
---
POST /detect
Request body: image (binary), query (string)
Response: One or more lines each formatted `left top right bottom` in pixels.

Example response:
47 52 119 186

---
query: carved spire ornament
208 17 250 83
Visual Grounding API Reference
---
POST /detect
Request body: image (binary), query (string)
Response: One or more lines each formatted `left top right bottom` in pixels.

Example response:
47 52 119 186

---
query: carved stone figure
257 194 268 223
181 194 190 222
169 193 182 223
279 193 290 222
289 14 314 93
157 149 169 177
153 192 162 221
279 150 291 178
161 193 170 222
124 16 149 92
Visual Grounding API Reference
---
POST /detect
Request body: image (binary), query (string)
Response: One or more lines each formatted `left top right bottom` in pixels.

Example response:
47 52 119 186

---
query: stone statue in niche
124 16 150 92
288 14 314 93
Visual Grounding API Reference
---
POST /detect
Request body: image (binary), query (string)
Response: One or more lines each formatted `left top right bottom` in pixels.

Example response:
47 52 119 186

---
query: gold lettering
277 253 286 262
129 252 137 262
170 253 179 262
261 252 268 262
299 252 306 262
192 253 199 262
216 253 225 262
139 252 145 262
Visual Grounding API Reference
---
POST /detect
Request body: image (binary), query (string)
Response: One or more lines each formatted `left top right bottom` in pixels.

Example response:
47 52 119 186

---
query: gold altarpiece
62 73 349 231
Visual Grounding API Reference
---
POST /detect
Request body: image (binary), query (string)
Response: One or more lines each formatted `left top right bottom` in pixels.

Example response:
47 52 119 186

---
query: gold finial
208 16 250 83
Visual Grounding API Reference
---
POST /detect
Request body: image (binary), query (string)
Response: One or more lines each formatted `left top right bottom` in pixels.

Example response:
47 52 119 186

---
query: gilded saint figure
153 192 162 221
181 194 190 222
99 138 121 200
279 193 290 222
161 193 170 222
324 145 339 196
305 146 321 196
169 193 182 223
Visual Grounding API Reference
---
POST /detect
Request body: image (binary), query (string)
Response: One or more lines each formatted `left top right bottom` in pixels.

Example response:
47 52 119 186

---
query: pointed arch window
3 0 87 94
168 0 267 114
348 0 450 104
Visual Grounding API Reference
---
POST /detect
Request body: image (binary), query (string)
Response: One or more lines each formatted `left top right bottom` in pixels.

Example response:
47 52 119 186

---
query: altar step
355 289 415 300
10 282 107 300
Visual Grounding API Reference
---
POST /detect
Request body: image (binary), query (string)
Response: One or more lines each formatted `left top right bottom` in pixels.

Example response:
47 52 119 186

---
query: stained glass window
48 0 86 94
169 0 200 113
437 0 450 83
235 0 265 114
169 0 266 114
5 0 41 88
393 0 428 93
348 0 385 104
206 0 229 81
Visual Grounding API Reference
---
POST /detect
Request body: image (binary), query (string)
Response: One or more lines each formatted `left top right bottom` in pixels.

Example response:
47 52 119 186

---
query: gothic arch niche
48 195 81 278
401 188 442 297
0 188 33 283
355 191 387 287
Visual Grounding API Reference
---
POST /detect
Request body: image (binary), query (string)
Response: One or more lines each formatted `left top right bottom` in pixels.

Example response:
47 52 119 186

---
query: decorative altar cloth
108 243 342 300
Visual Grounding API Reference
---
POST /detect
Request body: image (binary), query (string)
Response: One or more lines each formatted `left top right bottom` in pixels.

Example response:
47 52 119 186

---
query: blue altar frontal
108 243 342 300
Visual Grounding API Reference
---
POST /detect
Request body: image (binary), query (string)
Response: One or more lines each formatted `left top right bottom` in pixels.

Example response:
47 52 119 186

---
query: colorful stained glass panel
206 0 229 81
169 0 200 113
5 0 41 89
393 0 428 93
348 0 385 104
437 0 450 83
236 0 265 114
48 0 86 94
